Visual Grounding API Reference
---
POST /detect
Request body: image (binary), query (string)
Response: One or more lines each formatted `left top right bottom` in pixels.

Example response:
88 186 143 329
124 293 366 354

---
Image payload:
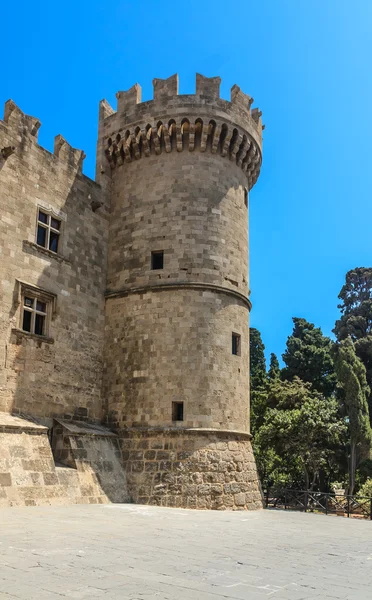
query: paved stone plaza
0 505 371 600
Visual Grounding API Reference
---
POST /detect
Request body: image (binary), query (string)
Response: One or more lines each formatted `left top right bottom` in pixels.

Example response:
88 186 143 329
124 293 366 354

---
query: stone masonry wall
0 414 129 507
104 143 251 433
107 150 249 296
104 290 249 431
0 101 107 422
120 428 262 510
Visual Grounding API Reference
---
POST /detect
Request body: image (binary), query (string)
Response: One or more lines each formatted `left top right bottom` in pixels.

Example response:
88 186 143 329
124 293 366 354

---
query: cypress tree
268 353 280 381
333 337 372 494
334 267 372 422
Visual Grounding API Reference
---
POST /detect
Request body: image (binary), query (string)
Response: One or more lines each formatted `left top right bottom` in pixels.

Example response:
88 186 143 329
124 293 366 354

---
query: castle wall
99 74 263 511
104 150 250 431
0 74 264 511
0 102 108 423
120 428 262 510
0 414 129 507
106 147 249 295
105 290 249 430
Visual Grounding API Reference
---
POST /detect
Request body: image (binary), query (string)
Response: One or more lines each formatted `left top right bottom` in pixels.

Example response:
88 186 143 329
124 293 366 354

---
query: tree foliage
255 377 346 490
250 272 372 495
357 478 372 498
334 268 372 421
249 328 268 435
334 268 372 340
268 353 280 381
249 328 267 389
282 317 336 397
333 337 372 494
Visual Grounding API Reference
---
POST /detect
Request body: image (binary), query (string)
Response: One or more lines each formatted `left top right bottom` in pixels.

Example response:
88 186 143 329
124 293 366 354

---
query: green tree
249 328 268 435
357 478 372 498
334 268 372 421
256 377 346 490
282 317 336 397
268 353 280 381
333 337 372 494
249 328 267 389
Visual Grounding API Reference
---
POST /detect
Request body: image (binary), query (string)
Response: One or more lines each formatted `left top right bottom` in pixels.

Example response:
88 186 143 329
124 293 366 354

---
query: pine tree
282 317 336 397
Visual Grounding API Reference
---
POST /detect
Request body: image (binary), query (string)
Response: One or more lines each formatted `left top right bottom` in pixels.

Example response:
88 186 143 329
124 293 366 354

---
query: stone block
0 473 12 486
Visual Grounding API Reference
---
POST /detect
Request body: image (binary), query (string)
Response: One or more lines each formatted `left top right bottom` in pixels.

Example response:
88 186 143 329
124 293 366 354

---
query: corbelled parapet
99 74 263 190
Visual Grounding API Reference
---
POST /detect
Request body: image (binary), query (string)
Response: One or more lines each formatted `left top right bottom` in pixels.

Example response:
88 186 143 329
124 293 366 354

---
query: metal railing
265 489 372 520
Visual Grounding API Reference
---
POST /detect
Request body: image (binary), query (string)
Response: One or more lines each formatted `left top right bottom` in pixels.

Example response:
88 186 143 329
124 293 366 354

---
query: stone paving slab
0 505 371 599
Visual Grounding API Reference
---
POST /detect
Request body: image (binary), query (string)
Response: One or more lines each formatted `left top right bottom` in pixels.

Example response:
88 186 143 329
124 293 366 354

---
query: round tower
99 74 263 510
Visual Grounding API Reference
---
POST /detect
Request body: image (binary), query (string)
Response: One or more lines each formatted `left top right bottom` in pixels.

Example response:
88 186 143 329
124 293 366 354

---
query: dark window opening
36 300 46 312
37 225 47 247
232 333 241 356
34 313 45 336
172 401 184 422
151 250 164 270
22 310 32 332
38 211 48 224
51 218 61 230
21 295 48 336
244 188 248 208
36 209 61 253
49 231 59 253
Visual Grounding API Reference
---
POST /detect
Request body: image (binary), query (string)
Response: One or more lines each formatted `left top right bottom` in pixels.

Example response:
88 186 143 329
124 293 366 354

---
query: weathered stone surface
120 429 262 510
0 101 108 422
0 418 129 507
0 74 263 510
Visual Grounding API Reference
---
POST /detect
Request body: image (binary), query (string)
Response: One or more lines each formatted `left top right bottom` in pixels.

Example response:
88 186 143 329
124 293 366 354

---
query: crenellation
99 75 262 147
0 101 99 185
3 99 41 139
251 107 263 127
53 135 86 173
99 98 115 121
116 83 142 115
98 74 263 190
153 74 179 101
230 84 254 109
196 73 221 100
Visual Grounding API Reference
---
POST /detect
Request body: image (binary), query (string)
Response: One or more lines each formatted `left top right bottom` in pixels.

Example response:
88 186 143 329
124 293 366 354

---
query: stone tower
99 74 263 510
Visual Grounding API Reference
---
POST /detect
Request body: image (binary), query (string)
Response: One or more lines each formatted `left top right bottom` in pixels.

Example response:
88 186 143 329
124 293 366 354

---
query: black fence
265 489 372 520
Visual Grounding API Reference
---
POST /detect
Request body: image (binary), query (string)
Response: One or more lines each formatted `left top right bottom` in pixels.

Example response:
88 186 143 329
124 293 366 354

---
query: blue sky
2 1 372 364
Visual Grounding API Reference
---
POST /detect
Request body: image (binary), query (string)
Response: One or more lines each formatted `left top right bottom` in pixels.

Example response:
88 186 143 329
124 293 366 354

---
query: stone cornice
117 426 252 441
105 281 252 311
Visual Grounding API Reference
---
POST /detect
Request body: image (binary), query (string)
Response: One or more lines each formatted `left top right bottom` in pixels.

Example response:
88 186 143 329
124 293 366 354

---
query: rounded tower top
99 74 263 191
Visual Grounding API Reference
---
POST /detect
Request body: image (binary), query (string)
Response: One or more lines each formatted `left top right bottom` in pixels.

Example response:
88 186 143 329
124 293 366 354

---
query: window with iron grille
36 209 61 253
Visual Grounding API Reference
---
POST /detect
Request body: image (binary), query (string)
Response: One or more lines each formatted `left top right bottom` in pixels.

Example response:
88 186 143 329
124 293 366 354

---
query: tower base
119 428 263 510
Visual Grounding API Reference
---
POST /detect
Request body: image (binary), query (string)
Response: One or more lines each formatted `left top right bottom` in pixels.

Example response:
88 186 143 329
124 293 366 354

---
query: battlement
100 74 263 190
1 100 87 175
102 73 262 132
